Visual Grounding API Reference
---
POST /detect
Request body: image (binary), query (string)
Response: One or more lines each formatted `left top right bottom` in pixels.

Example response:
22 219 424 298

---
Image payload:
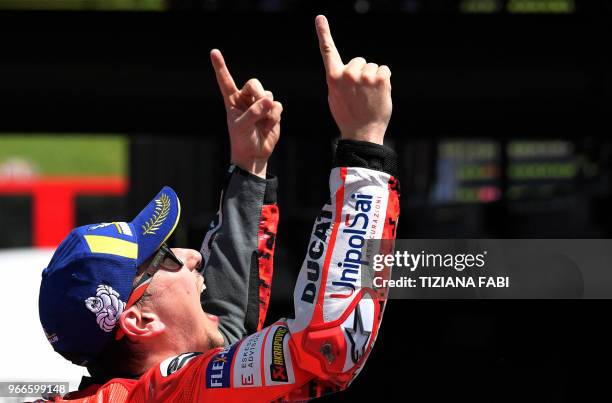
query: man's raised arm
280 15 399 396
200 49 282 345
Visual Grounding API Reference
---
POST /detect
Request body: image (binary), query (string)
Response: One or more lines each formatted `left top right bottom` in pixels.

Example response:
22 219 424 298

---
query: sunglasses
115 243 185 340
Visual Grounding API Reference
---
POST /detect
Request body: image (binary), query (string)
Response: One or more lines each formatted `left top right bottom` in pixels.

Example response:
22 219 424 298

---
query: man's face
136 248 224 353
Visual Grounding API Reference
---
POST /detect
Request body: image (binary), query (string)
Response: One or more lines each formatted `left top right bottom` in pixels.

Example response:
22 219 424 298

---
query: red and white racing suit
52 140 400 402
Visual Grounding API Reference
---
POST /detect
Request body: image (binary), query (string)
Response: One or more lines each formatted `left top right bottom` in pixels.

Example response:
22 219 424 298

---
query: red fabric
256 203 279 330
0 176 127 247
51 379 135 402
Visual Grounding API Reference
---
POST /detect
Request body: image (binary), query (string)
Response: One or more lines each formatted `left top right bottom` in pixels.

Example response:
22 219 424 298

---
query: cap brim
130 186 181 267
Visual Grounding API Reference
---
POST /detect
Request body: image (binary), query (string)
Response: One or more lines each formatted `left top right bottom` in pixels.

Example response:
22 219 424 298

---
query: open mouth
197 273 206 294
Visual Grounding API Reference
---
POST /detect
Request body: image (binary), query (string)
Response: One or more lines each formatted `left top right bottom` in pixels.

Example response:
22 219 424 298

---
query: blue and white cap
38 186 181 366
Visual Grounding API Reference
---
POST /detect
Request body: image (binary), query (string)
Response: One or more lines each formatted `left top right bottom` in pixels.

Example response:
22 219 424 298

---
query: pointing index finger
210 49 238 103
315 15 343 76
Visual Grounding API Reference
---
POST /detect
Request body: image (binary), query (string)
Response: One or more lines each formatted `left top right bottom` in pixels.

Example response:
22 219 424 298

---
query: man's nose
184 249 203 272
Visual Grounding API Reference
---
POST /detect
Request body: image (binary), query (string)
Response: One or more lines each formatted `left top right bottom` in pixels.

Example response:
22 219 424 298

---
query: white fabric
0 248 86 401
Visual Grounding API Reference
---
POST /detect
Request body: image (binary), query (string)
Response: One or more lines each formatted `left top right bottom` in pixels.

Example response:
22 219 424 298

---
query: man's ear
118 305 165 341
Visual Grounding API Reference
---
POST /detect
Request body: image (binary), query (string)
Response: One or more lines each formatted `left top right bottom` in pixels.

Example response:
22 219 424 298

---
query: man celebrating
38 15 399 402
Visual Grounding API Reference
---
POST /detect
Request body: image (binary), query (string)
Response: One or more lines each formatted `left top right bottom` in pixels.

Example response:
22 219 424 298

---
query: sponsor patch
330 192 377 300
292 202 332 333
270 327 289 382
341 299 374 372
233 331 264 387
323 181 389 324
84 284 125 333
160 352 202 377
205 344 238 389
264 325 295 385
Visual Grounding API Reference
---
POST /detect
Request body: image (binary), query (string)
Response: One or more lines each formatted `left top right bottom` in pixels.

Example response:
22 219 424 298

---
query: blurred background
0 0 611 401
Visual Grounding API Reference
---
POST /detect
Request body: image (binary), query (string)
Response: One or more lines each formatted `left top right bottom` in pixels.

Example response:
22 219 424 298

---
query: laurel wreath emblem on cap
142 193 170 236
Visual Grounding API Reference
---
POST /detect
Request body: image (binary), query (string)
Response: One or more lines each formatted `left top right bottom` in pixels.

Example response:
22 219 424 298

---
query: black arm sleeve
199 165 278 346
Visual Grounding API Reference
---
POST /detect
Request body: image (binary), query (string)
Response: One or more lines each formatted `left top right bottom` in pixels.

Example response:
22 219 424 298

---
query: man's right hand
211 49 283 178
315 15 392 146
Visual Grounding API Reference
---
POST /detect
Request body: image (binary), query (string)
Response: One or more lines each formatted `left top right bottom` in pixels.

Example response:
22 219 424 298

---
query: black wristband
333 139 399 178
264 173 278 204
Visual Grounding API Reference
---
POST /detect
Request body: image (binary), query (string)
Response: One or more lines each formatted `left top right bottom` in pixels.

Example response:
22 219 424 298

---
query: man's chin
211 330 225 349
201 329 225 352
